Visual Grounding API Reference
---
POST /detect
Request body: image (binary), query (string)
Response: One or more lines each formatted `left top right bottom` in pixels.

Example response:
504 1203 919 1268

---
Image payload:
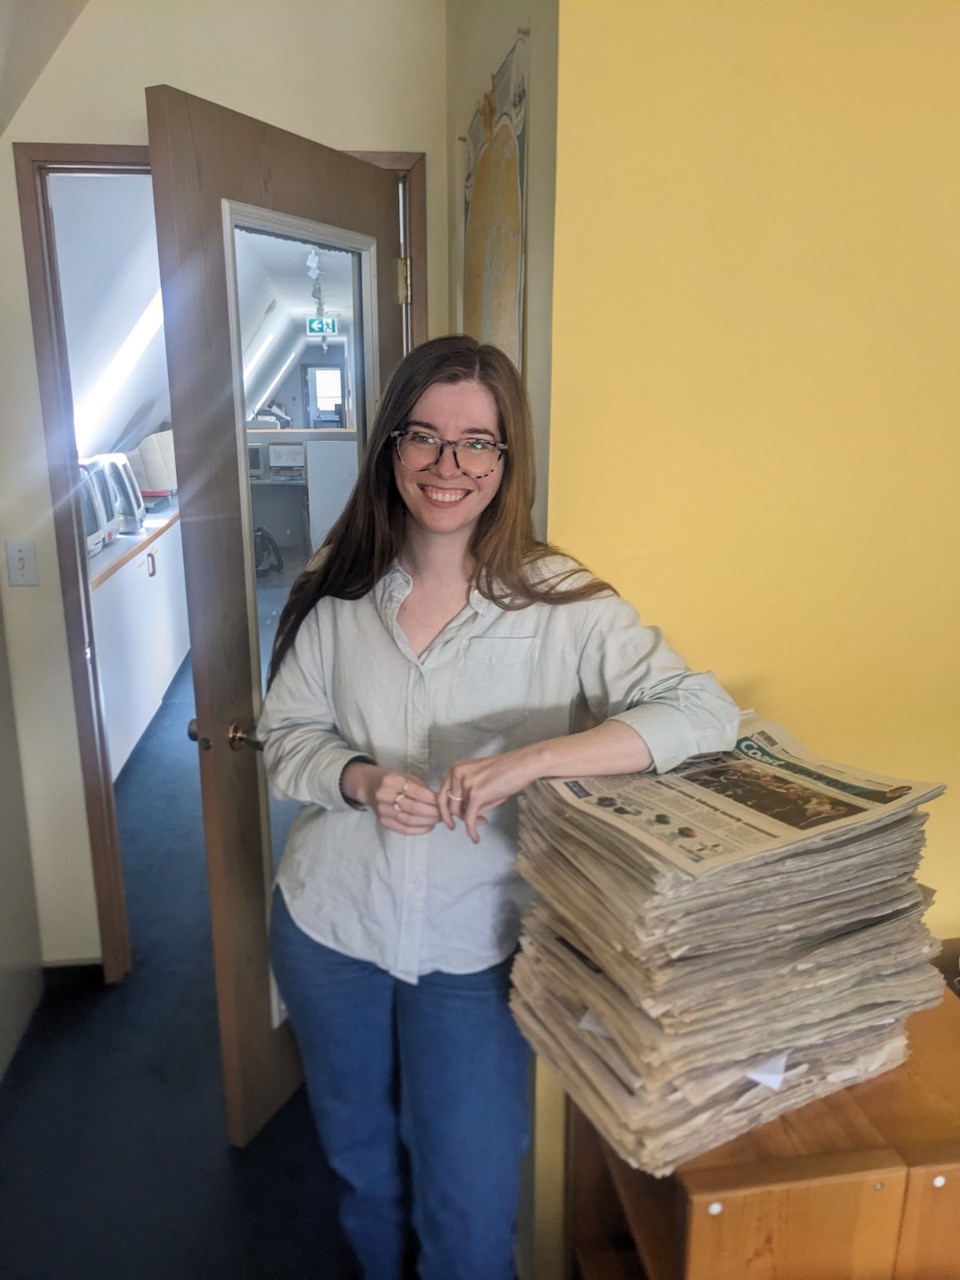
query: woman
259 336 739 1280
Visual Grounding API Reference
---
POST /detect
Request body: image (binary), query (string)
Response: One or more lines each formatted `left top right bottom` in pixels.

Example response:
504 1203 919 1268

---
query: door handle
147 550 157 577
228 722 264 752
187 718 263 752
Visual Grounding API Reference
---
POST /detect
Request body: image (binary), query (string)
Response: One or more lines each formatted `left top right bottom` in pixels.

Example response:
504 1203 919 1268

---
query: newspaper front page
537 714 944 879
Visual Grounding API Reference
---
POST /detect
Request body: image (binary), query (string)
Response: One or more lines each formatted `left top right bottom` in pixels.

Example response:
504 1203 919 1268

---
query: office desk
249 476 309 557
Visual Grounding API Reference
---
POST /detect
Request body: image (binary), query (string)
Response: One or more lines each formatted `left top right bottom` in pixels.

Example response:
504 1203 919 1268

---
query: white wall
0 0 90 135
0 589 42 1075
0 0 449 964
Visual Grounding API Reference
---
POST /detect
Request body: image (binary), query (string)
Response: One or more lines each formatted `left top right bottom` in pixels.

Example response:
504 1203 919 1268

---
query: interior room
49 167 362 896
1 2 958 1279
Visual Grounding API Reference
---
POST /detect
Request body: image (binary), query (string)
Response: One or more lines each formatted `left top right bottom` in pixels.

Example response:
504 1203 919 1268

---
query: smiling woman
256 334 740 1279
390 380 505 542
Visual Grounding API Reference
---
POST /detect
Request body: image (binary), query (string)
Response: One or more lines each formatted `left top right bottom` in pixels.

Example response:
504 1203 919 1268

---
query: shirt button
410 878 421 890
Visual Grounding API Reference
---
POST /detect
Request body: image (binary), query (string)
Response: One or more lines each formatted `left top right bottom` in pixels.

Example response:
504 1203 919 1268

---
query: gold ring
399 780 409 796
393 798 403 812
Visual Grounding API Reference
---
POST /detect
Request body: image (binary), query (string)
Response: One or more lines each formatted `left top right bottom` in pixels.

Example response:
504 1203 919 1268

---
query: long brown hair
267 335 612 686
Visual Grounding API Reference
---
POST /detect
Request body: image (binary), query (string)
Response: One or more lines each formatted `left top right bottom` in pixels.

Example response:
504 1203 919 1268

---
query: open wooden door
146 85 406 1145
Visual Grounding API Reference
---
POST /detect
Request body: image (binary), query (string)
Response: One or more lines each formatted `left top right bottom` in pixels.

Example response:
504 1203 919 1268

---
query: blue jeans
270 889 530 1280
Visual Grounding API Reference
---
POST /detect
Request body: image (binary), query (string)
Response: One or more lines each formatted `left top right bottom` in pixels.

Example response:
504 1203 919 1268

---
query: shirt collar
374 561 490 641
379 561 488 611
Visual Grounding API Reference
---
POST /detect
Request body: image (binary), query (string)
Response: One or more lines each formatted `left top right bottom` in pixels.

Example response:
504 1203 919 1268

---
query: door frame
13 140 427 983
13 142 147 984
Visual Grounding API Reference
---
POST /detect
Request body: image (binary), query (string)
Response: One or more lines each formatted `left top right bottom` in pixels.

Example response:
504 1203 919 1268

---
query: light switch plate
5 539 39 586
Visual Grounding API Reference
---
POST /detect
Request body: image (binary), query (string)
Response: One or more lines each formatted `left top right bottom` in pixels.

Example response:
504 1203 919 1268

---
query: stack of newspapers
511 716 946 1176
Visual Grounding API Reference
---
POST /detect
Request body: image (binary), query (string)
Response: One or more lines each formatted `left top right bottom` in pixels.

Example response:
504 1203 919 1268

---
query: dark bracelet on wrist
339 755 375 809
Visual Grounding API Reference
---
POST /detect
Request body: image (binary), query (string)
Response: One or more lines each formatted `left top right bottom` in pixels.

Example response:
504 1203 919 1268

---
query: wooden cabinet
91 514 190 779
569 993 960 1280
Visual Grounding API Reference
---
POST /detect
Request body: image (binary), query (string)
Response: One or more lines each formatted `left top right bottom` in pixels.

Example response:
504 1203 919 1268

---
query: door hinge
396 256 412 306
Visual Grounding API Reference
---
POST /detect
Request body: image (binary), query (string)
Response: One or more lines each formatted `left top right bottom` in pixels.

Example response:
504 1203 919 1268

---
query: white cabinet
91 516 190 780
306 438 358 549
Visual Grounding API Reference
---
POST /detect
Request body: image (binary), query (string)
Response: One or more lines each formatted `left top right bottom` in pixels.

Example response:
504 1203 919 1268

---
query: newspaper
512 717 947 1175
510 970 909 1176
533 714 945 879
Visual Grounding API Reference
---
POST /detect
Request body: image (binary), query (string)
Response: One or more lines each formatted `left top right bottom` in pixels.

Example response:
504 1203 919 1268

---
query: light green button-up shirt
258 558 739 983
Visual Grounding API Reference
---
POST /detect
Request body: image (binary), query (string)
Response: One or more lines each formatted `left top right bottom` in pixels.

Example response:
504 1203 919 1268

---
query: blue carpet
0 657 355 1280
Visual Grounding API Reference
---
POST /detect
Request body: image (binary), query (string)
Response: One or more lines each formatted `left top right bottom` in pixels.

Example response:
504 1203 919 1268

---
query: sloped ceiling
48 171 170 460
48 170 360 458
0 0 90 136
236 228 357 414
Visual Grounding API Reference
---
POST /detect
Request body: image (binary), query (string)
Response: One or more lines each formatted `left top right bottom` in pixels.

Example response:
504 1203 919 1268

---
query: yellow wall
0 0 449 962
550 0 960 938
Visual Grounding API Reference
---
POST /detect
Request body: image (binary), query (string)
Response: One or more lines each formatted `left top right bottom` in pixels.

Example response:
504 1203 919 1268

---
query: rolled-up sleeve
577 594 740 774
257 610 369 809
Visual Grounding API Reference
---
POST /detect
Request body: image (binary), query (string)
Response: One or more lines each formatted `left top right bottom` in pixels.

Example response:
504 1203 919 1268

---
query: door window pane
230 219 368 873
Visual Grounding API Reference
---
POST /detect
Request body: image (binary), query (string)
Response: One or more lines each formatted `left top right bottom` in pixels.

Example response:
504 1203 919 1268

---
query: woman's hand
439 746 544 844
341 762 441 835
438 721 655 844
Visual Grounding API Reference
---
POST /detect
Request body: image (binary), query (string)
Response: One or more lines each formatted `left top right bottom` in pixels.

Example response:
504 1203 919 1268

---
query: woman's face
392 379 505 546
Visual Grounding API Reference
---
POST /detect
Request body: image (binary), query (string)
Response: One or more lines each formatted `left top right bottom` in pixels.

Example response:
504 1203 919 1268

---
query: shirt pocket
444 636 540 739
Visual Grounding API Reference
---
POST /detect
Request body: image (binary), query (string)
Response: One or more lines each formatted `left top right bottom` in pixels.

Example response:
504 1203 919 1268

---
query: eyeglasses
390 429 507 479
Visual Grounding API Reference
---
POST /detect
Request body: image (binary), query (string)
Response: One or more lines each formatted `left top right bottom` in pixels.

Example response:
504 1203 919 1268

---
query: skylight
73 290 164 454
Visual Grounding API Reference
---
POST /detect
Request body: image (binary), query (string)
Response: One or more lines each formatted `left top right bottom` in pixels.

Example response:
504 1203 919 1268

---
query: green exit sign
306 316 338 336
